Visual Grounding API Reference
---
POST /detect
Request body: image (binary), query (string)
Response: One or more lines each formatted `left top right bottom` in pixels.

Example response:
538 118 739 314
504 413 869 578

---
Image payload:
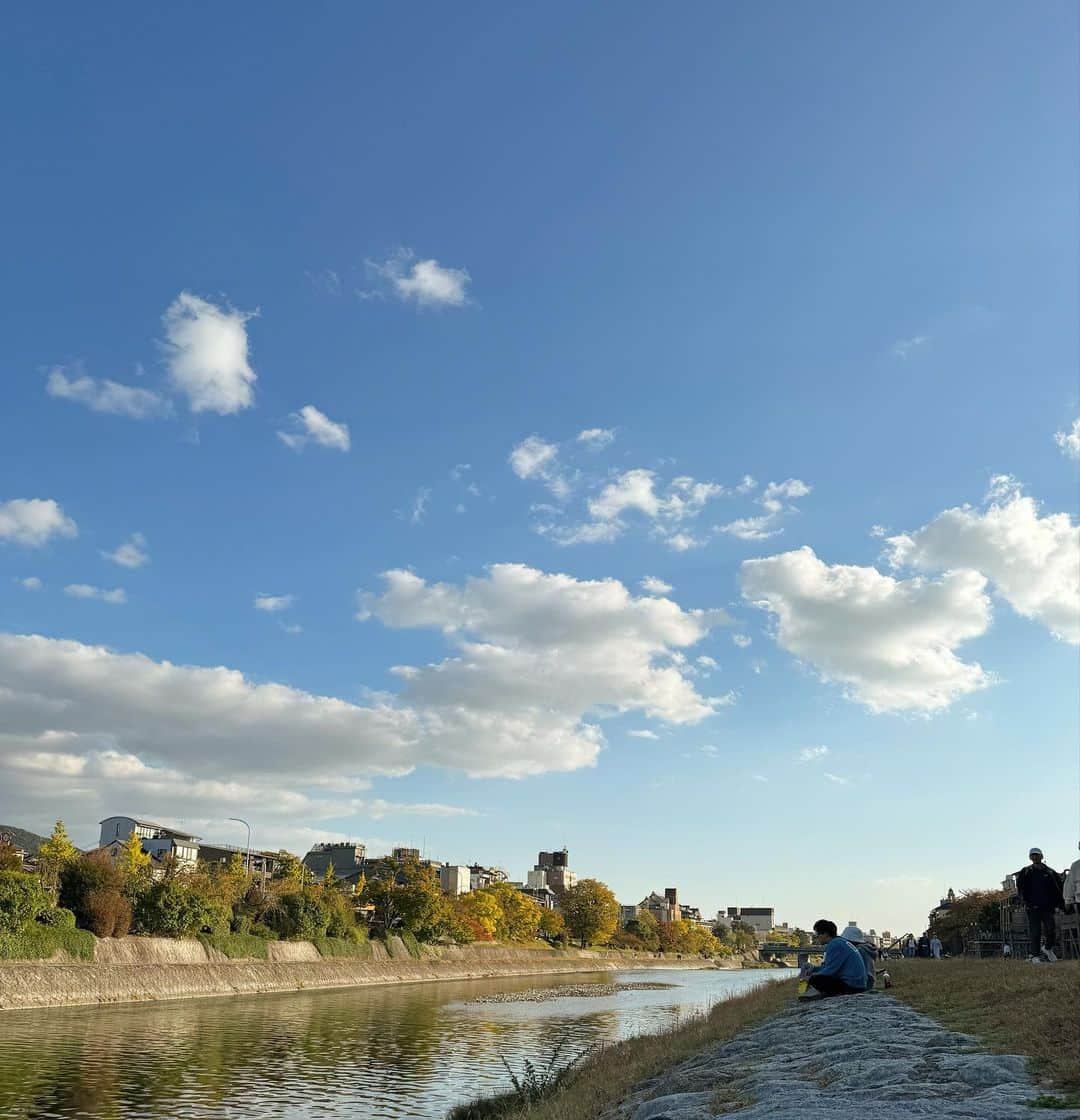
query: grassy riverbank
448 975 796 1120
887 959 1080 1105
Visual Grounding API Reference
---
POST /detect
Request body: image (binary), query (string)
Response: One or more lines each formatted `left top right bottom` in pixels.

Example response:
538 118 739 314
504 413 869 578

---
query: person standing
930 934 943 959
1064 843 1080 913
1016 846 1064 962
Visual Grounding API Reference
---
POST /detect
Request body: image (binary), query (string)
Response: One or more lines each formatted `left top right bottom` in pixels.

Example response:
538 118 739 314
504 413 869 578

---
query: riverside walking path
600 992 1080 1119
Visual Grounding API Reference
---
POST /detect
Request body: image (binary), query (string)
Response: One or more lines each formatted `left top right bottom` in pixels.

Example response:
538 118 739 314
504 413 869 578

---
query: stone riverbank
601 991 1080 1119
0 937 722 1012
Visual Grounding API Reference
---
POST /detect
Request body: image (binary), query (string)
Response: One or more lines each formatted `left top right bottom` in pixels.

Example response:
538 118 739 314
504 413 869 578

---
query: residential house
98 816 200 872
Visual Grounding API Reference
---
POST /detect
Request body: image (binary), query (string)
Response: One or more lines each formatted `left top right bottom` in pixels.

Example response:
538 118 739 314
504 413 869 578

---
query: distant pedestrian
798 919 868 1000
904 936 917 958
1016 846 1064 962
1064 843 1080 914
917 934 930 958
1002 942 1012 958
929 935 942 959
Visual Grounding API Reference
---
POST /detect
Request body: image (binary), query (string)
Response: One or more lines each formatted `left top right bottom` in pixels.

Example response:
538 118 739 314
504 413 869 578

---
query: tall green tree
0 841 22 872
38 820 80 890
478 882 543 942
360 857 448 940
560 879 619 947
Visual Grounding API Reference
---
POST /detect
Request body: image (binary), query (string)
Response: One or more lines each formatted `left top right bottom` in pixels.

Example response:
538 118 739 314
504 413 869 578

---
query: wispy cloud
277 405 350 452
798 745 830 763
64 583 126 605
577 427 616 450
254 594 294 613
1055 417 1080 460
890 334 929 359
363 249 471 308
824 772 850 785
46 366 172 420
103 532 149 569
629 729 659 740
16 576 42 590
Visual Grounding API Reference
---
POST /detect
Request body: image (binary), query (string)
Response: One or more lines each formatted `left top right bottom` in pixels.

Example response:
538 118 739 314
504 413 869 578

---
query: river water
0 967 788 1120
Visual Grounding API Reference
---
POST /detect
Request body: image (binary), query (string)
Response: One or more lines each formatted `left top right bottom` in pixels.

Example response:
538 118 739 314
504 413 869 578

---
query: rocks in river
467 981 678 1005
600 995 1080 1119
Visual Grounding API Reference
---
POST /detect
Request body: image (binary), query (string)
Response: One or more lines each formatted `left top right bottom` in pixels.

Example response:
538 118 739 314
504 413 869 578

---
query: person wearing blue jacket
800 919 869 1000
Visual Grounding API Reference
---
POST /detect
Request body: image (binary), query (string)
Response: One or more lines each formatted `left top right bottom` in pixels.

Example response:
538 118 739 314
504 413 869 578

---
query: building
439 865 472 896
303 842 367 888
530 849 577 893
640 888 681 924
515 883 558 910
98 816 200 871
679 904 703 924
726 907 775 938
392 846 421 862
197 842 282 882
469 863 506 891
619 903 642 925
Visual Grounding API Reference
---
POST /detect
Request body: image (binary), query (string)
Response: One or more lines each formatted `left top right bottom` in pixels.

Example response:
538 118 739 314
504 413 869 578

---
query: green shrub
312 935 374 959
60 852 129 936
36 906 77 930
265 890 331 940
134 876 224 938
401 931 422 959
0 924 95 961
197 932 270 959
0 871 52 933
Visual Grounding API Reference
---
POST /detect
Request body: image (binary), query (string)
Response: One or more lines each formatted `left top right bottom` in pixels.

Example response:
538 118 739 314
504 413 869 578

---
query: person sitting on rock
799 919 868 1000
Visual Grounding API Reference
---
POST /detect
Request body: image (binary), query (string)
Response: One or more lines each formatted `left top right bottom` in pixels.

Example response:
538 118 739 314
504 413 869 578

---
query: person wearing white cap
1015 847 1064 962
840 923 877 988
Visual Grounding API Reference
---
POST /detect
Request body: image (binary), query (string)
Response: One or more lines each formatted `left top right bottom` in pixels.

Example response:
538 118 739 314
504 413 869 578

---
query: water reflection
0 968 786 1119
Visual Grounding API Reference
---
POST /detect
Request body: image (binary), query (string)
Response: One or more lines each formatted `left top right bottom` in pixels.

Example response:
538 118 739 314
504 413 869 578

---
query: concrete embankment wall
0 938 715 1011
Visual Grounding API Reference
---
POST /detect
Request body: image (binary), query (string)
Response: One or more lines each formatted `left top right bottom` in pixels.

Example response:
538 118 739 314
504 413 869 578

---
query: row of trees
4 822 762 958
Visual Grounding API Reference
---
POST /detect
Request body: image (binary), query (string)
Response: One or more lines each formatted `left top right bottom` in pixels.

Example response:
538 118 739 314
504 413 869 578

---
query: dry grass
448 977 794 1120
887 959 1080 1102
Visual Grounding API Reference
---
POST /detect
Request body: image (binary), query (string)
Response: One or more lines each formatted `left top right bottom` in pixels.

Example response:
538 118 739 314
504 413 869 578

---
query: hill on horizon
0 824 51 856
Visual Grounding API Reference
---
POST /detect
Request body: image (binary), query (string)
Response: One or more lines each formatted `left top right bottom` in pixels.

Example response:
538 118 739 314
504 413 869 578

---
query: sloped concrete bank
601 993 1080 1119
0 938 716 1011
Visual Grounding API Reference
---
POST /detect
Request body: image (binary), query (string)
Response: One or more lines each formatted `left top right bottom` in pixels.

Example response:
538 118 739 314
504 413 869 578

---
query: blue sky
2 3 1077 934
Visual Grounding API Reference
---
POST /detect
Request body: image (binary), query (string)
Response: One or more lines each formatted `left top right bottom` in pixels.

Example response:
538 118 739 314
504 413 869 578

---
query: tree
627 910 661 951
0 871 52 933
60 851 131 937
560 879 619 947
359 857 448 940
118 832 152 887
0 842 22 872
38 820 80 890
450 891 503 942
478 882 543 942
538 908 566 943
273 850 305 888
929 888 1009 954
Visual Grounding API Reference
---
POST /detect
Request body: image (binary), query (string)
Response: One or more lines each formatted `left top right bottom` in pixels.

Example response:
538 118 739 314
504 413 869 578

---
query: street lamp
227 817 252 874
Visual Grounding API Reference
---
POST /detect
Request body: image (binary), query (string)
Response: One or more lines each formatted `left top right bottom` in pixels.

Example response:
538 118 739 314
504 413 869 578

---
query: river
0 967 789 1119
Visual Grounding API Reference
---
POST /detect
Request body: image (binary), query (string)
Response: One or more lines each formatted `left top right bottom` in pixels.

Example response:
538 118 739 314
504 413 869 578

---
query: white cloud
699 744 719 758
509 436 571 498
869 524 889 539
162 292 257 415
46 367 172 419
751 773 768 782
103 532 149 569
797 745 830 763
736 475 757 494
64 584 126 605
886 477 1079 644
696 655 719 672
277 405 350 452
721 478 811 541
732 634 752 648
577 428 616 450
0 499 77 548
254 594 294 613
741 546 993 712
1055 418 1080 460
890 334 929 358
408 487 431 525
549 469 724 549
824 772 851 785
16 577 42 591
367 249 471 308
641 576 673 596
629 729 659 740
359 563 731 777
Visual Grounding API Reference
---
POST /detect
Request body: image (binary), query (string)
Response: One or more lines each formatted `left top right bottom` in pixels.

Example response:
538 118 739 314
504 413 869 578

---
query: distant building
726 907 775 938
469 863 506 891
439 865 472 896
679 904 703 924
516 884 558 910
98 816 199 871
619 903 642 925
197 842 282 882
531 849 577 893
303 842 367 888
392 846 421 862
640 888 681 924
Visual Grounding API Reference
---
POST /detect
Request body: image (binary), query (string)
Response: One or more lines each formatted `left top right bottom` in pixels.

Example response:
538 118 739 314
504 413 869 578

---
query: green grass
887 959 1080 1106
0 924 95 961
197 932 271 959
400 931 423 959
312 935 375 959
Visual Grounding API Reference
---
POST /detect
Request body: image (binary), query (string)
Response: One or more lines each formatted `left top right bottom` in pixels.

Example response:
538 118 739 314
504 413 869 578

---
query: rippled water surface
0 967 787 1120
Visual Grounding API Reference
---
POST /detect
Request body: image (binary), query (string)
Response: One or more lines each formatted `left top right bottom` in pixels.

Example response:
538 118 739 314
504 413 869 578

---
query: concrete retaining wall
0 938 712 1011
